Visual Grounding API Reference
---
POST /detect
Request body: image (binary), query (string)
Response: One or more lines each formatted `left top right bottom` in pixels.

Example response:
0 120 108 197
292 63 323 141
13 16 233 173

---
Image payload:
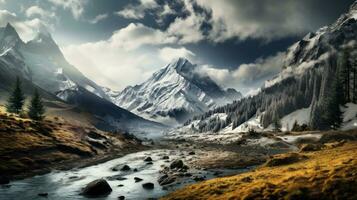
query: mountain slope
108 58 242 125
0 23 166 137
176 1 357 134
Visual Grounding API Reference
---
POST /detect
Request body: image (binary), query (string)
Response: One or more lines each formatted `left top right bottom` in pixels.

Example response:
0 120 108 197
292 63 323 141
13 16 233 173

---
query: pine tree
272 113 282 132
6 77 25 114
28 89 45 121
319 59 344 130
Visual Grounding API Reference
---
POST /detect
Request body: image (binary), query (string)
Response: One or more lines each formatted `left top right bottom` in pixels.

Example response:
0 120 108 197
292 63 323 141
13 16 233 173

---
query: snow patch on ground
277 133 322 144
233 114 264 133
342 103 357 130
280 106 311 131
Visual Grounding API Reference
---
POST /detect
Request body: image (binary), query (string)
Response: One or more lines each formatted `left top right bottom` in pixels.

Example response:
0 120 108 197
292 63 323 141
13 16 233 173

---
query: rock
134 177 143 182
142 182 154 190
188 151 195 155
300 144 322 152
146 162 153 165
133 168 138 172
241 176 253 183
0 176 10 185
117 184 124 187
82 179 112 197
118 196 125 200
38 193 48 197
170 160 184 169
193 176 205 182
158 175 176 186
265 153 307 167
120 165 131 171
162 156 169 160
116 177 127 181
213 171 223 176
184 173 192 177
144 157 153 162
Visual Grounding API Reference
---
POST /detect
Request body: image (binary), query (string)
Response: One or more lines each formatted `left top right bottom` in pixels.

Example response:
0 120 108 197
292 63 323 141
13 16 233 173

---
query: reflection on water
0 149 250 200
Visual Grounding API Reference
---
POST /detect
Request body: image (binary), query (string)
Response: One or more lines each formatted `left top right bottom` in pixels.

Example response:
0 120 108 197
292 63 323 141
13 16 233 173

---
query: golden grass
162 142 357 200
0 105 133 177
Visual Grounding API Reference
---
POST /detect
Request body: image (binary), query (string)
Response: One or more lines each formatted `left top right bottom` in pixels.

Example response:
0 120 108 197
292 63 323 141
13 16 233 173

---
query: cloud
198 52 285 95
159 47 195 63
109 23 177 50
165 0 207 44
88 13 108 24
116 0 158 19
48 0 87 20
25 5 55 19
194 0 338 42
120 0 347 43
0 10 49 41
61 25 195 90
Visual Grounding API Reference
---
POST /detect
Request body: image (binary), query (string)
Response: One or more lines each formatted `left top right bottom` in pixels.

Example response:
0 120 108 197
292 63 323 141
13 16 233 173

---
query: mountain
0 23 166 138
175 2 357 134
107 58 242 125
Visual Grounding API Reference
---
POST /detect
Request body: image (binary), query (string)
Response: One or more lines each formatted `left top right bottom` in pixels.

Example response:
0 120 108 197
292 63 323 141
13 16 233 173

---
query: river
0 148 251 200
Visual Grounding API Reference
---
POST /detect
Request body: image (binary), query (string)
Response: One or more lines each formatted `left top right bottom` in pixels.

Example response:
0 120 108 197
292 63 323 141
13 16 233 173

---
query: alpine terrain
107 58 242 125
172 1 357 138
0 1 356 200
0 23 166 137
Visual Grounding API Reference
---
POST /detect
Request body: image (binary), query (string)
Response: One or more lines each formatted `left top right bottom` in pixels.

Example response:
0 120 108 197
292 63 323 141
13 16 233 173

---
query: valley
0 0 357 199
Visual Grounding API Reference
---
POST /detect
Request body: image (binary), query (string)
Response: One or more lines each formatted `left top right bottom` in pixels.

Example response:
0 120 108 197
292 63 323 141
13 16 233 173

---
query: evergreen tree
319 60 344 130
6 77 25 114
272 113 282 132
28 89 45 121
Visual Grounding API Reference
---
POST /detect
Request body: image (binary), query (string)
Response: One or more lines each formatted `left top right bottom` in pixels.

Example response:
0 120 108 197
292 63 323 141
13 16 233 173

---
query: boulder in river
188 151 195 155
142 182 154 190
38 193 48 197
118 195 125 200
193 176 206 182
170 160 184 169
120 165 131 171
158 175 176 186
134 177 143 182
0 176 10 185
162 156 169 160
144 157 153 162
82 179 112 197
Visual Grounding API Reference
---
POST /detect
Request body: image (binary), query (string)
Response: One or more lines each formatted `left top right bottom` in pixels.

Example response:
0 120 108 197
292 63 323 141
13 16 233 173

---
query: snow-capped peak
106 58 242 126
0 23 24 53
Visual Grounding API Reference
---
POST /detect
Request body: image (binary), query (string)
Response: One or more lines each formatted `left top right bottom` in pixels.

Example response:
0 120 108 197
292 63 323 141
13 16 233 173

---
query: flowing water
0 149 251 200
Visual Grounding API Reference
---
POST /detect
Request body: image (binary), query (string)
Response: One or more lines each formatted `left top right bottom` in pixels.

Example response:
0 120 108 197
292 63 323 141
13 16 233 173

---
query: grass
162 139 357 200
0 105 138 178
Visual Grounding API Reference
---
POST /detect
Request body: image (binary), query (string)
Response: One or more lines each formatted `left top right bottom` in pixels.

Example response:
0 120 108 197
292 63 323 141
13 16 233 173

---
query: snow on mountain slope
266 1 357 88
342 103 357 130
108 58 242 125
0 23 110 102
0 23 167 137
167 1 357 139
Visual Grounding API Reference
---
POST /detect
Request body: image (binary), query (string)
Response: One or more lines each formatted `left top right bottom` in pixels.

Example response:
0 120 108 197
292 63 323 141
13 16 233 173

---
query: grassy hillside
0 106 143 179
163 131 357 200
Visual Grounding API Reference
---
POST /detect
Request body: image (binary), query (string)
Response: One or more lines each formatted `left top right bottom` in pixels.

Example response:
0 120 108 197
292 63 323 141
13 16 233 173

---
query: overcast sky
0 0 355 94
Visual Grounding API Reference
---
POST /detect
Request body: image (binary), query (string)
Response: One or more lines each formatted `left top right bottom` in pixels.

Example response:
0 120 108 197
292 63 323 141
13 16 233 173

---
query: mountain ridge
0 23 167 137
173 1 357 135
107 57 242 125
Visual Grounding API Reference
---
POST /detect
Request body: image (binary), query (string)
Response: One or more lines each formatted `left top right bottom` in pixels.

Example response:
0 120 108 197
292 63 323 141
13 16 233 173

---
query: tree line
6 77 45 121
185 46 356 133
